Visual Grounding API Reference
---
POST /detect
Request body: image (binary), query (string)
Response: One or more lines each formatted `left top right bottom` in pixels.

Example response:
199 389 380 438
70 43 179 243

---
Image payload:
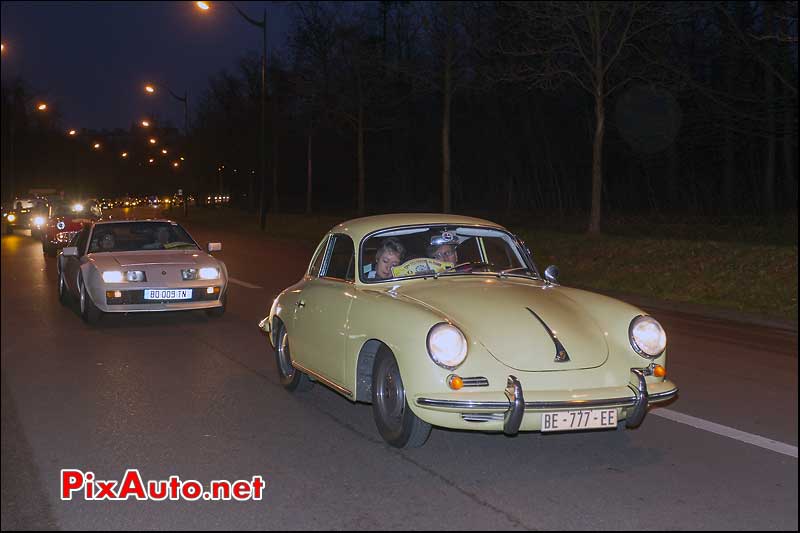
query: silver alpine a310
57 219 228 324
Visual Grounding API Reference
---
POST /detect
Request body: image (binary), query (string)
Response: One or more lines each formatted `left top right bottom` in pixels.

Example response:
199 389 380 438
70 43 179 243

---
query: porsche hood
397 277 609 372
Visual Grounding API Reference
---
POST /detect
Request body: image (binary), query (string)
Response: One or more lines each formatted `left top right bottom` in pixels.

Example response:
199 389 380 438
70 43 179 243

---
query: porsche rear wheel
372 349 431 448
275 326 313 392
79 276 102 324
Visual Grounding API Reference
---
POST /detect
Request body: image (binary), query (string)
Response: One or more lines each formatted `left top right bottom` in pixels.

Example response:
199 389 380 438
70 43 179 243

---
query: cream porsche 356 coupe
260 214 678 448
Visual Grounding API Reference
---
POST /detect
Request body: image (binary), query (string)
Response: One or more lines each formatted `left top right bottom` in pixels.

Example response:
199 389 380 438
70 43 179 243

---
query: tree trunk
588 90 605 235
441 2 454 214
763 3 776 217
357 102 365 216
306 130 313 214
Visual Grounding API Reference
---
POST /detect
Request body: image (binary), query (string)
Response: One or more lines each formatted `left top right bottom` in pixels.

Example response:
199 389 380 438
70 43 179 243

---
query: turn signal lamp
447 375 464 390
653 364 666 378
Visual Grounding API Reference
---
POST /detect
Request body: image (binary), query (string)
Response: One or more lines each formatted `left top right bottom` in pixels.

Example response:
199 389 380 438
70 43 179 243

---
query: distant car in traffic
4 197 49 236
57 219 228 324
260 213 677 448
41 201 98 256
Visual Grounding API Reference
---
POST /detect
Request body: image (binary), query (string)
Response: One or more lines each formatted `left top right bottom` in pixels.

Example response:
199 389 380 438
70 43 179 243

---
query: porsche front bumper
414 367 678 434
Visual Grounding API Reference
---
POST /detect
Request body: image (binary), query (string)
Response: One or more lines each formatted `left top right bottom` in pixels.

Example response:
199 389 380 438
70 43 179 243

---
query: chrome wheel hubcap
277 333 295 379
377 360 404 427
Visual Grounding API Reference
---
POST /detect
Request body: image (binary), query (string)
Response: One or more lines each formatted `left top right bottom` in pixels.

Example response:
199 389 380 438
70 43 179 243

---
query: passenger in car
427 243 458 264
98 232 116 251
142 226 170 250
367 237 406 280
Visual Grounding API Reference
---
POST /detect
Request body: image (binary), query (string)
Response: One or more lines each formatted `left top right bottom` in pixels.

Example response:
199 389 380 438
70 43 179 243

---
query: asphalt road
2 211 797 530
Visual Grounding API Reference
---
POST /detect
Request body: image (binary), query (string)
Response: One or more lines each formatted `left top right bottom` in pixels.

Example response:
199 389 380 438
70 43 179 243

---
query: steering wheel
391 257 454 277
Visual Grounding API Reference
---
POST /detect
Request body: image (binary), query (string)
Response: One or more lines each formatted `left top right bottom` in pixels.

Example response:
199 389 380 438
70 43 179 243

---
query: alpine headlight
426 323 468 369
629 315 667 358
198 267 220 280
181 268 197 280
102 271 124 283
125 270 146 282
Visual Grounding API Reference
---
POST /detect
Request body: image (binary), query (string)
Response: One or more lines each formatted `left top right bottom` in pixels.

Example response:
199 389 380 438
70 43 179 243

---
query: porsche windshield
360 225 535 282
88 222 199 253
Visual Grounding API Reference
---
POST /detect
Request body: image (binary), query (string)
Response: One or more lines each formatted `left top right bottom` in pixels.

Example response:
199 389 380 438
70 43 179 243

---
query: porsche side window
322 234 355 282
308 236 330 277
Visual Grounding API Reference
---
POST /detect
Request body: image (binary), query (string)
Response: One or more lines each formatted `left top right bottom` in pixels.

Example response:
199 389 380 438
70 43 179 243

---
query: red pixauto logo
61 469 266 501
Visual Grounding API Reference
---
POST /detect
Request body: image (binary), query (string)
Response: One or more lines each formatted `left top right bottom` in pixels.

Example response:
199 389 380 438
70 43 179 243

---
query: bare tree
497 2 676 234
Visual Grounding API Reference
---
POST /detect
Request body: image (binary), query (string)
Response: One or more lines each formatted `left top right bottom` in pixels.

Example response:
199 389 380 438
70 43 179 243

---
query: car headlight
181 268 197 280
198 267 220 280
426 322 468 369
629 315 667 358
34 216 46 226
126 270 146 282
72 204 84 212
102 271 124 283
7 214 16 222
56 221 66 230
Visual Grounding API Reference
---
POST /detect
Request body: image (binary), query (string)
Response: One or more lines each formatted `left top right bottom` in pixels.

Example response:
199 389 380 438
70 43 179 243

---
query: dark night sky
1 1 292 131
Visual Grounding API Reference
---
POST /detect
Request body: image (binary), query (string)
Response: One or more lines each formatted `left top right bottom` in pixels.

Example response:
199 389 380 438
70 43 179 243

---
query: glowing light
196 1 210 10
121 152 128 158
93 143 101 149
68 129 77 136
141 120 150 127
149 138 157 144
145 85 155 93
37 103 47 111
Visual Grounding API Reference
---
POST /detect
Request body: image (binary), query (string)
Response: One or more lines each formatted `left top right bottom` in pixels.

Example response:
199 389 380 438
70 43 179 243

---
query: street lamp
149 138 157 145
37 103 48 111
141 120 150 127
197 1 269 229
68 129 77 136
143 83 188 136
93 143 101 150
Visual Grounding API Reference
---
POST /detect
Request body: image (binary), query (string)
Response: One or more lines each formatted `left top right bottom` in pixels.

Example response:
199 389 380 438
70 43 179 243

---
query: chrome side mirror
207 242 222 253
62 246 78 257
544 265 560 285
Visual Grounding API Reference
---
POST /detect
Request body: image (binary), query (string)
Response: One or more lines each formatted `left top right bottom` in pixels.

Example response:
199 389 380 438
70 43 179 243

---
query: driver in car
368 237 405 280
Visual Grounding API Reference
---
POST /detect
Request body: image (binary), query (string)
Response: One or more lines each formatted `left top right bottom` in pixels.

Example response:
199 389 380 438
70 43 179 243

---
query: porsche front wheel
275 326 313 392
372 349 431 448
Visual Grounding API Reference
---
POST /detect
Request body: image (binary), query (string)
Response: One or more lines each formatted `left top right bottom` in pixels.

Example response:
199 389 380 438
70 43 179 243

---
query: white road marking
652 408 798 459
228 278 263 289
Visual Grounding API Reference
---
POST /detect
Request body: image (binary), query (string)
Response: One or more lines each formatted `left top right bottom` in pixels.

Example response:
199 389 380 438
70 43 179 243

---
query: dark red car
41 201 97 256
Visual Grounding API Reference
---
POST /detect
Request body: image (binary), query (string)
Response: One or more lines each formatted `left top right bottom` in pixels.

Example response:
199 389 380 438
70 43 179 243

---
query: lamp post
145 83 190 215
197 1 268 230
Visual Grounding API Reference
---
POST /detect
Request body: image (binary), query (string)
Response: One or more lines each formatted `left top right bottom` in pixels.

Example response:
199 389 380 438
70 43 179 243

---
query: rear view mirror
207 242 222 253
62 246 78 257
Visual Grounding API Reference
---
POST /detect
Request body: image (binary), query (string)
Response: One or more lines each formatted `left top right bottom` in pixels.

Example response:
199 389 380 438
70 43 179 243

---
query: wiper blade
497 266 534 278
434 261 494 279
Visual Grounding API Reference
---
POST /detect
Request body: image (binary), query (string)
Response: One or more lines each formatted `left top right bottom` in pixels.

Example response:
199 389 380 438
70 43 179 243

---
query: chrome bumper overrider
415 367 679 435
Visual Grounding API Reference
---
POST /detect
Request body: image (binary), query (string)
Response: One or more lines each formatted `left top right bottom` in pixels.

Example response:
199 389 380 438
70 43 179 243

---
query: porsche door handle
296 300 305 308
